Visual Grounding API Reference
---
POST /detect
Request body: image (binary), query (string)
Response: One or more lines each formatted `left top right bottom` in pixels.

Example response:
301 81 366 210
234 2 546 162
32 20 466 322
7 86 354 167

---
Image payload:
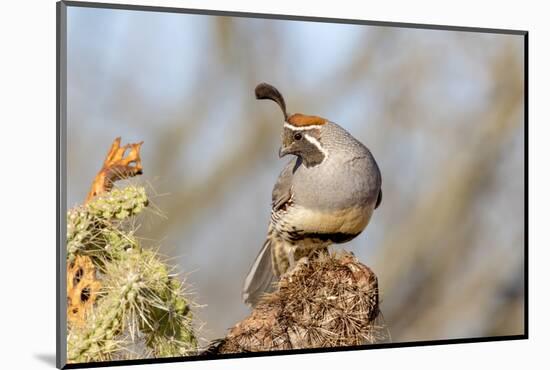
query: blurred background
66 6 525 346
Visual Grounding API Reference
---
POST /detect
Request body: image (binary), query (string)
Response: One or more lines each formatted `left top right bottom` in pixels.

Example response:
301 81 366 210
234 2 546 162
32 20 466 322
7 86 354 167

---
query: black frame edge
523 32 529 339
62 335 527 369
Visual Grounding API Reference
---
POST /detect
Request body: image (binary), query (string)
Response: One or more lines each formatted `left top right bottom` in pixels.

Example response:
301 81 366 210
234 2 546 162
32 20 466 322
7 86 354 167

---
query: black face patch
281 127 326 167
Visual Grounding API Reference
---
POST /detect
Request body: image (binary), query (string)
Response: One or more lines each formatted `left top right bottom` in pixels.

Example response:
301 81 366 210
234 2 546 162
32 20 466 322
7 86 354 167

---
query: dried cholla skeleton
67 255 102 327
86 137 144 203
207 250 388 354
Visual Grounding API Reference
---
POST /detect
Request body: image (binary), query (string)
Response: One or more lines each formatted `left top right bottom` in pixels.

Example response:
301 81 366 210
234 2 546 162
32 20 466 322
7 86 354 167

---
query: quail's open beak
279 145 290 158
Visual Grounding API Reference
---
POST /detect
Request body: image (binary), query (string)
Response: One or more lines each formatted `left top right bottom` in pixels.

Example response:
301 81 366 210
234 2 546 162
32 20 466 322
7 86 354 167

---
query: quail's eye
294 133 303 141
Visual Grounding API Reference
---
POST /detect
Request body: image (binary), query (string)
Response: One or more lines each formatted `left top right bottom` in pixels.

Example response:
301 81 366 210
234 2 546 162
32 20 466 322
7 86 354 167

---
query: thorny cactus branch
67 137 197 363
67 186 148 264
67 246 197 362
207 251 388 354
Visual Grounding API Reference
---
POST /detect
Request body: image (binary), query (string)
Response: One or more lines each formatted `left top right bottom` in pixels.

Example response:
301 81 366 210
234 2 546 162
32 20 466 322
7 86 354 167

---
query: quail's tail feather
242 239 277 307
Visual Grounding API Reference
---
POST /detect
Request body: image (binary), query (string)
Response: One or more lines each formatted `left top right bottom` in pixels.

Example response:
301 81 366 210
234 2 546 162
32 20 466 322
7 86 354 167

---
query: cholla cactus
87 186 148 220
67 186 148 265
209 251 388 354
66 185 197 363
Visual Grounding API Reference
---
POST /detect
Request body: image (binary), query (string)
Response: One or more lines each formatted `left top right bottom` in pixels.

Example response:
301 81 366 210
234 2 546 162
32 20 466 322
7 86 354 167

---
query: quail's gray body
243 84 382 307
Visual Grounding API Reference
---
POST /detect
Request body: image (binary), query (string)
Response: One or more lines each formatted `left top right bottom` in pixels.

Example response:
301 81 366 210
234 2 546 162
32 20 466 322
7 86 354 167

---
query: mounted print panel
57 1 527 368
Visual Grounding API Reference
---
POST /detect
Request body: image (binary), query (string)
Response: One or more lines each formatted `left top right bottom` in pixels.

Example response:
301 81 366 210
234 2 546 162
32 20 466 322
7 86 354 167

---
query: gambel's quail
242 83 382 307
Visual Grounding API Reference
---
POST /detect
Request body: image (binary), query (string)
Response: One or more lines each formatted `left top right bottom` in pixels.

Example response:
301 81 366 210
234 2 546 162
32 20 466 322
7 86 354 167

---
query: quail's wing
271 158 299 212
375 188 382 209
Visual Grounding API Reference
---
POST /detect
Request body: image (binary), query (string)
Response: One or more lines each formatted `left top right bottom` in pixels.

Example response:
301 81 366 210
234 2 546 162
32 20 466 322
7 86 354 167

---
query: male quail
242 83 382 307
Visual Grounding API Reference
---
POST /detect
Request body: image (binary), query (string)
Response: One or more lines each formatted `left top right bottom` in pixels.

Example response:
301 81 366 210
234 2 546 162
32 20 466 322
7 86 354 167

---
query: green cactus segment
138 252 197 357
66 186 146 263
87 186 148 220
67 208 96 263
67 287 126 362
66 186 197 363
68 248 196 362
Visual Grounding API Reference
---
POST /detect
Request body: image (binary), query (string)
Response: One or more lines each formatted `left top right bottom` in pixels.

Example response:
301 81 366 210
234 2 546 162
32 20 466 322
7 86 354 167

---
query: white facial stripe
284 122 325 131
304 133 329 159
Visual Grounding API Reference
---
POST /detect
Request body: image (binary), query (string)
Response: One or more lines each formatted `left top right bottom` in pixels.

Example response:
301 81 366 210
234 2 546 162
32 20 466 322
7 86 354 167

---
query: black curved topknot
255 83 288 120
